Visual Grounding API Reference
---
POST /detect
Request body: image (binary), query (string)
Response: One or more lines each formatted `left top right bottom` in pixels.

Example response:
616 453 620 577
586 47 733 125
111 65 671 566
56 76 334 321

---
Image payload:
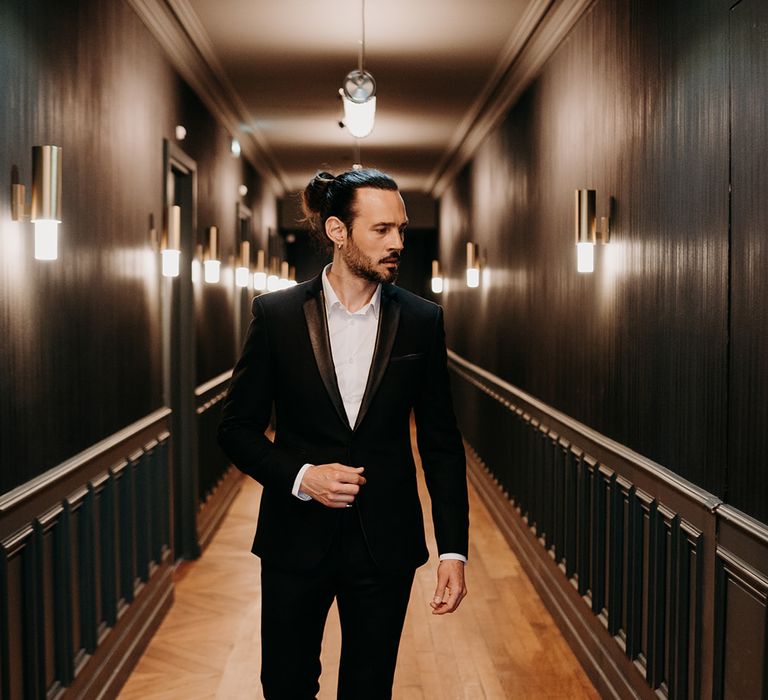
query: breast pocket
389 352 426 363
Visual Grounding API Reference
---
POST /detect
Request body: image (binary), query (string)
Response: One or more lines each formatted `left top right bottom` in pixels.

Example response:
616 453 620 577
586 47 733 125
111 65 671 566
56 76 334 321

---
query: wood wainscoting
195 371 241 552
0 409 173 700
449 351 768 700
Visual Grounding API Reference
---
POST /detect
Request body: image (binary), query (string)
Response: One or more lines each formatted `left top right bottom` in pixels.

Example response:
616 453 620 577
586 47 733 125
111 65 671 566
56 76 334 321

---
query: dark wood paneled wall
727 0 768 528
1 0 273 694
0 0 271 496
0 412 172 699
439 0 768 522
452 354 768 699
439 0 768 696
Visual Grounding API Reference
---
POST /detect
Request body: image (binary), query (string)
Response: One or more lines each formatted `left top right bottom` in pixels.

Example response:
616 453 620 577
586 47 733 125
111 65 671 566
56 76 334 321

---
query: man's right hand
300 464 366 508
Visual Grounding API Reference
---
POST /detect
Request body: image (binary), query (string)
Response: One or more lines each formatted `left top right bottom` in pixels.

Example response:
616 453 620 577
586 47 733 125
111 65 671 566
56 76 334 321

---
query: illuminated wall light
266 274 280 292
431 259 444 294
236 239 250 288
162 205 182 277
175 125 187 140
11 145 63 261
203 225 221 283
266 256 281 292
574 189 610 274
279 260 291 289
31 146 62 260
253 249 267 290
466 242 480 288
238 184 248 197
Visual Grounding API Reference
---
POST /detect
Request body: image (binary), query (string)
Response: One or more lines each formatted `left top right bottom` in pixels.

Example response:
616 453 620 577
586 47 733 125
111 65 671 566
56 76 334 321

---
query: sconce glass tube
575 189 596 274
431 260 444 294
31 146 62 261
162 205 181 277
235 240 250 288
203 226 221 283
466 242 480 288
253 249 267 290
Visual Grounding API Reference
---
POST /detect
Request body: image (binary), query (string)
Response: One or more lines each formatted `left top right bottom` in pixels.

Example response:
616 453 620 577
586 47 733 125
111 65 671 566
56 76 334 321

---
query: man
218 168 469 699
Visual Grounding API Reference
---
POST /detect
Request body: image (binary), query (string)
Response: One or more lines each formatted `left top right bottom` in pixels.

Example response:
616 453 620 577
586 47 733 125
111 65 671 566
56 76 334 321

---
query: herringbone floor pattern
119 440 598 699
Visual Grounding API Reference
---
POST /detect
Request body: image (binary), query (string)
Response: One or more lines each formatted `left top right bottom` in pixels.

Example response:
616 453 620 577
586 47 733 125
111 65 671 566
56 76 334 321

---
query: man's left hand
430 559 467 615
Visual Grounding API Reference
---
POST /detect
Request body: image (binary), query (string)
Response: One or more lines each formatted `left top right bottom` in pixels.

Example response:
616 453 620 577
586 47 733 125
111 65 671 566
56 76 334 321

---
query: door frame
162 139 200 560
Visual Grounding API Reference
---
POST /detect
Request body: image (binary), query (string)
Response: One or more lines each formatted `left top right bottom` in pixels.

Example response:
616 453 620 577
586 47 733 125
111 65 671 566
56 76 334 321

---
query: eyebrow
373 220 409 229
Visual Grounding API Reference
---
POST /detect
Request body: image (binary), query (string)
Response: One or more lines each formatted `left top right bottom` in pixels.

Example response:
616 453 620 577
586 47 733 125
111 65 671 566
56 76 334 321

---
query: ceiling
171 0 535 193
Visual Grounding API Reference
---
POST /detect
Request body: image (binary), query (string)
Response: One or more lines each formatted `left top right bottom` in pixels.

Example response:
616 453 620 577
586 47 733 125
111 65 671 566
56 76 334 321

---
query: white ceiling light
340 0 376 139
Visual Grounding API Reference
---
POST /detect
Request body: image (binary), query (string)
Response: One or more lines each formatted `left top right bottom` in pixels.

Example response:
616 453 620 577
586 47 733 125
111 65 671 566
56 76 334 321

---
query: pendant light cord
359 0 365 74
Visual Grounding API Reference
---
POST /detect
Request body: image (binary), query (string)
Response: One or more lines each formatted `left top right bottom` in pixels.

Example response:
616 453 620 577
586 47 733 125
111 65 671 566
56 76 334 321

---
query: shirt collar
321 263 381 319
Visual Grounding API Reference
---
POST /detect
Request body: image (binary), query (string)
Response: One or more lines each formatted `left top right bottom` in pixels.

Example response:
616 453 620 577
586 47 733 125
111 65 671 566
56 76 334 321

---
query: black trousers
260 505 415 700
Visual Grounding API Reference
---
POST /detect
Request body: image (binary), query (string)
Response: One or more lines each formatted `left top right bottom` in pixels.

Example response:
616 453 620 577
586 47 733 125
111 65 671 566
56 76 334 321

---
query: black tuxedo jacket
218 273 469 573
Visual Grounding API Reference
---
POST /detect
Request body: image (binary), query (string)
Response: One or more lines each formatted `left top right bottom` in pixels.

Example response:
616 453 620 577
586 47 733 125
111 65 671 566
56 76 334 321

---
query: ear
325 216 347 248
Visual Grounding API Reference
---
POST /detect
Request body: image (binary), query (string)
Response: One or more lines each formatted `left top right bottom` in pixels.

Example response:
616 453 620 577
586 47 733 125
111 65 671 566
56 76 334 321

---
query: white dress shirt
292 265 465 563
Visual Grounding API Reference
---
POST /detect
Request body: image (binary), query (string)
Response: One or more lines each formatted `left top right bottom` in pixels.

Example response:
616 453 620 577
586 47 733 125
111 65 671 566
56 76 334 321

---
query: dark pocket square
390 352 426 362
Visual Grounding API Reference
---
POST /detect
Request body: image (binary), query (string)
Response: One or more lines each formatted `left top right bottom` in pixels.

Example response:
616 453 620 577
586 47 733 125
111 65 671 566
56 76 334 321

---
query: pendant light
340 0 376 138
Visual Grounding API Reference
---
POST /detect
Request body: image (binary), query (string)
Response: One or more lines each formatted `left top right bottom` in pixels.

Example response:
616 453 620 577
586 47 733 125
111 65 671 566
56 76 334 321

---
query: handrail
447 349 721 512
0 407 171 513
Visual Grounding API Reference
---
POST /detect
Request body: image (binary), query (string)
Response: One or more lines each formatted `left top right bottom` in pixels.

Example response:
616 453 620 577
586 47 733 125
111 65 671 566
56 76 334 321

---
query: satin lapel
303 287 351 431
353 285 401 431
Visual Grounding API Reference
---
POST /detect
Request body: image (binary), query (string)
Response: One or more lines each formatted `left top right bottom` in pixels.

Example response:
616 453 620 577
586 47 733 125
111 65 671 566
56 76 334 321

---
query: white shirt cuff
439 553 467 563
292 463 313 501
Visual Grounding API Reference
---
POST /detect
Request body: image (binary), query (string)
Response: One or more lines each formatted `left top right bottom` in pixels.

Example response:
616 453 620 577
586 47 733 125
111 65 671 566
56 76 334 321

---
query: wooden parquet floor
119 446 599 699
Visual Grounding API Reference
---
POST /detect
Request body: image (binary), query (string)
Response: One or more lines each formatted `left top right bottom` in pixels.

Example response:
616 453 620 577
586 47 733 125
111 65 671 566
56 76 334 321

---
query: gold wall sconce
431 260 444 293
203 225 221 284
466 242 480 288
253 249 267 291
161 205 181 277
574 189 610 273
11 145 63 261
267 257 281 292
235 240 250 288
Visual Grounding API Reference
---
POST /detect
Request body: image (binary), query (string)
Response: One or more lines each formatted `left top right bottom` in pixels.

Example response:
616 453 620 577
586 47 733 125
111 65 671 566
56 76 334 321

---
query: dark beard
342 236 399 284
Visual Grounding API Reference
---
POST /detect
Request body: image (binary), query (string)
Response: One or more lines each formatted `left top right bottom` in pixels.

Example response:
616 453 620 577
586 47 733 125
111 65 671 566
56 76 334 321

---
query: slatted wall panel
0 412 172 700
195 372 241 551
449 354 726 699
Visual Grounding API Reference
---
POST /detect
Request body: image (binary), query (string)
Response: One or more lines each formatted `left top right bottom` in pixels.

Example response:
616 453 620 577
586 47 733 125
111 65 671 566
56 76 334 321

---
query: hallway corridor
118 451 598 700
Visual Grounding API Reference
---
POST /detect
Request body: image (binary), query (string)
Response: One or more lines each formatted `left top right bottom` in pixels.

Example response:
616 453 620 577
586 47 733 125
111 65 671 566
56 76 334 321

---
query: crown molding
126 0 289 195
428 0 594 197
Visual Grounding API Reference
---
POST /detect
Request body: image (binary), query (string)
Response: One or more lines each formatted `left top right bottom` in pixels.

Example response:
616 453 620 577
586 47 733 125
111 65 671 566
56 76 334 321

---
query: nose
389 229 404 251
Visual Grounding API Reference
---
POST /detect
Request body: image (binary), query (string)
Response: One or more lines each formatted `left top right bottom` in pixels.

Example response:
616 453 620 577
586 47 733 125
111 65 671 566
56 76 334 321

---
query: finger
328 492 355 503
442 583 463 613
332 483 360 495
337 473 366 486
431 573 449 609
336 465 365 473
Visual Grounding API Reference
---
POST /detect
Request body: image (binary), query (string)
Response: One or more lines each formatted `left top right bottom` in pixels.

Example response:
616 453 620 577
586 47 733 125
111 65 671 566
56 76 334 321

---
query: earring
338 243 342 250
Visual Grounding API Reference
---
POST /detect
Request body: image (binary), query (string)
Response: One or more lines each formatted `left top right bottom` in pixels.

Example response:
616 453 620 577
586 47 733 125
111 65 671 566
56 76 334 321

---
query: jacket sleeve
413 306 470 558
217 296 304 494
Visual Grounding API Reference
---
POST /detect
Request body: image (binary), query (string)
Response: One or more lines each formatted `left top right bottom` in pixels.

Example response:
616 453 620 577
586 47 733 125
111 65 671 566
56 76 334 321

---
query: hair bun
302 171 336 222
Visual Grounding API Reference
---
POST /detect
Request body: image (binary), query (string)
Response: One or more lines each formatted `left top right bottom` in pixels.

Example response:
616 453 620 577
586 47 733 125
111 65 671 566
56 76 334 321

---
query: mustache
379 253 401 264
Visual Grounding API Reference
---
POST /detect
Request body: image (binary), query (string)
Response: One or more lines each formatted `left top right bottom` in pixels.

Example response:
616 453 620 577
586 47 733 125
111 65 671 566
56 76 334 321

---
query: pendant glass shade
342 70 377 138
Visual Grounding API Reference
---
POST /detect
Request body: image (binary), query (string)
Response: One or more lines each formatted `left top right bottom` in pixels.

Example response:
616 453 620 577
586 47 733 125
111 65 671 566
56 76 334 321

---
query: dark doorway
163 140 200 560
